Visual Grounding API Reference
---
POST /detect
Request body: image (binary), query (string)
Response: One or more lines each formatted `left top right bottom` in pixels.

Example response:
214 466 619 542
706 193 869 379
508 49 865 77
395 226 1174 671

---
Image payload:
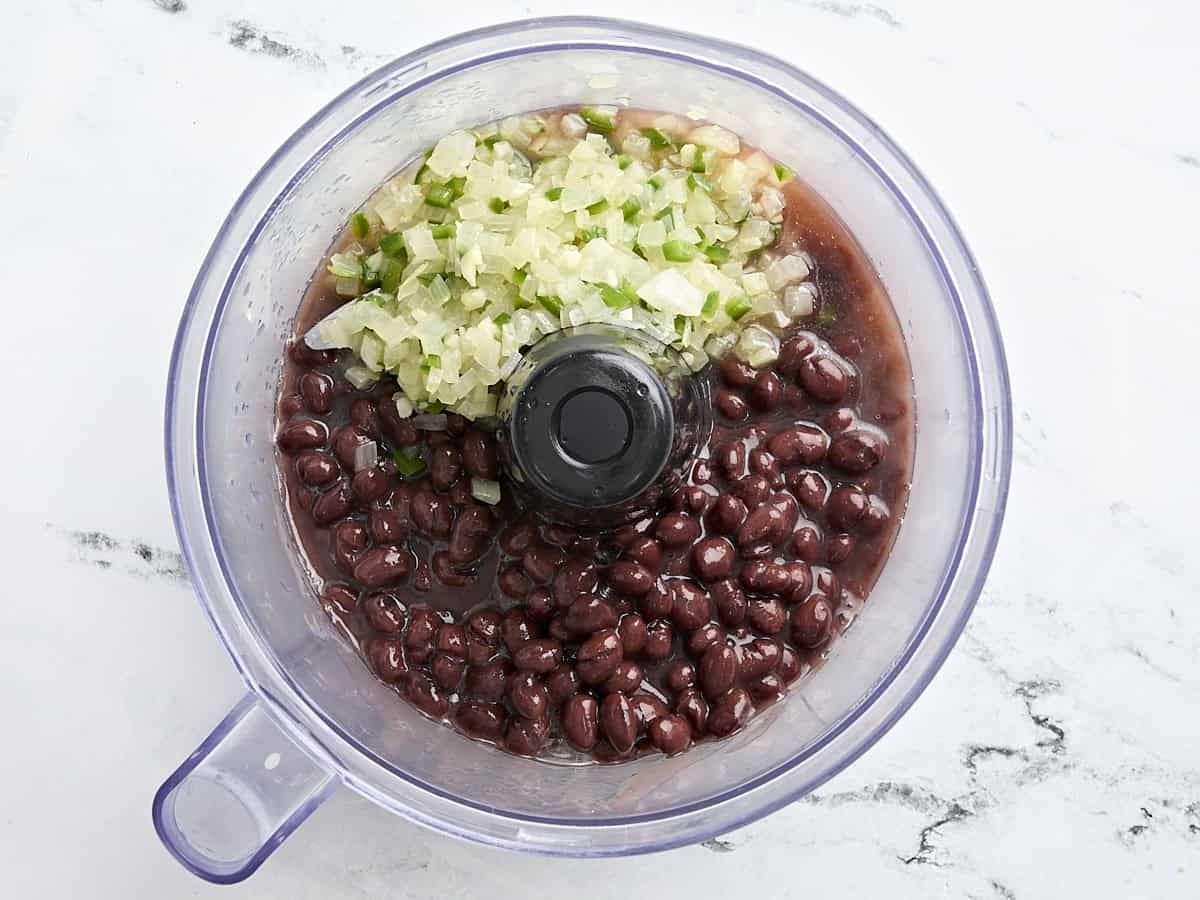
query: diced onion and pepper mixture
314 108 820 419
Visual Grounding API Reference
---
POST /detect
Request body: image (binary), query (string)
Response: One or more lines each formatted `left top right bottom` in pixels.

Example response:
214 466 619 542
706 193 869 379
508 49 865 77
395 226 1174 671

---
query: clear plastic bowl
154 17 1012 883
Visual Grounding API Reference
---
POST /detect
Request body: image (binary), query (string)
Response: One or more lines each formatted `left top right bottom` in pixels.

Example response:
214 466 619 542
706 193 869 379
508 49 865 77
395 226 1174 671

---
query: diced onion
413 413 448 431
470 478 502 505
783 283 817 318
766 254 811 291
758 187 785 223
318 110 801 419
353 440 378 472
393 393 414 418
735 325 780 368
344 365 379 390
688 124 740 156
560 114 587 138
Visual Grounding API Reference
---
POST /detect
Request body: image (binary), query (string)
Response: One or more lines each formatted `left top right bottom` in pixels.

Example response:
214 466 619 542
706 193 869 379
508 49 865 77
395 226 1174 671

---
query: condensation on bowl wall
154 16 1012 884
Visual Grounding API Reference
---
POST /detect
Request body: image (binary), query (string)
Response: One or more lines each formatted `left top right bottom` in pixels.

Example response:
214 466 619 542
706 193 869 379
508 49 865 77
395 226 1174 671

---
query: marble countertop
3 1 1197 897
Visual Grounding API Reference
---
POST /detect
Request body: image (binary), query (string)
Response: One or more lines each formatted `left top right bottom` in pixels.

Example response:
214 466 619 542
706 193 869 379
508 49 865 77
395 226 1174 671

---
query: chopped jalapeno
640 127 673 148
663 240 699 262
726 296 753 320
579 107 615 132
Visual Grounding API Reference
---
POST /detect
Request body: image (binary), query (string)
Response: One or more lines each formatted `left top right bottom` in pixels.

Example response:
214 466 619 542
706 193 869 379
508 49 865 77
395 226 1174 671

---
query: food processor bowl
155 17 1011 883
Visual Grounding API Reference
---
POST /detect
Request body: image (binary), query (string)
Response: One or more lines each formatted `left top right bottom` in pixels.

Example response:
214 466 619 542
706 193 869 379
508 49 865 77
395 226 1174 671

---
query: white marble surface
2 0 1198 896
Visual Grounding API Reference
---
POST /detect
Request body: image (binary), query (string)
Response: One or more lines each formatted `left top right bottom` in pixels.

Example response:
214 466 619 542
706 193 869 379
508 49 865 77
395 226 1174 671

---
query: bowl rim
166 15 1012 854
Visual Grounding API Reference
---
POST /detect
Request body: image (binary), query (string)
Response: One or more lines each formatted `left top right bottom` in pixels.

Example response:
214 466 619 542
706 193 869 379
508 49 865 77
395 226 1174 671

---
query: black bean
411 489 452 538
332 425 371 471
367 638 407 682
363 592 406 634
686 622 726 656
505 715 549 756
710 579 747 626
429 445 463 492
455 702 508 740
663 659 697 694
731 474 771 509
708 687 753 736
501 608 538 653
431 550 472 587
777 332 816 375
603 660 644 695
735 503 786 549
601 692 638 754
716 389 749 422
826 484 869 530
630 693 668 729
639 580 673 620
749 371 783 411
406 673 449 719
785 561 814 602
461 428 498 479
798 355 850 402
749 672 785 702
351 467 390 504
522 541 565 583
608 561 654 595
509 671 549 720
576 629 623 685
368 508 405 545
749 448 783 488
498 565 531 599
861 496 892 534
331 519 368 573
700 643 738 699
431 653 466 691
545 663 580 703
312 480 353 524
655 513 701 549
828 429 888 473
641 619 674 661
713 440 746 480
791 595 834 648
766 424 829 465
788 469 830 510
278 419 328 453
617 613 647 657
513 639 563 673
649 714 692 755
624 537 663 571
448 503 491 564
524 587 555 621
791 525 823 562
670 580 711 631
465 660 512 702
748 597 787 635
708 495 748 536
289 339 336 367
499 516 538 555
296 450 339 486
719 355 757 387
564 596 619 634
740 560 790 594
562 694 600 750
353 545 413 588
692 537 736 583
674 688 709 735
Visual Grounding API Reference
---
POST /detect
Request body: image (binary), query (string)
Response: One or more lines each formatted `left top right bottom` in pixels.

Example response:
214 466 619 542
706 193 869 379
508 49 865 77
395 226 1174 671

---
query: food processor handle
152 694 338 883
